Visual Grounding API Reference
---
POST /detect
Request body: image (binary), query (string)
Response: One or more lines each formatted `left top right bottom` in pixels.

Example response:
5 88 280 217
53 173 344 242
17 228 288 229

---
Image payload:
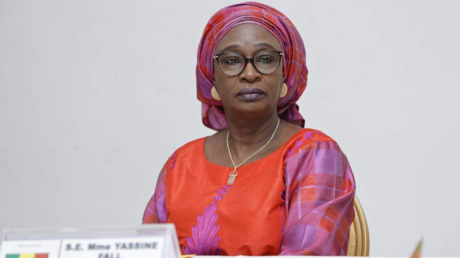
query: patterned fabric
183 185 231 255
196 2 308 130
143 129 355 255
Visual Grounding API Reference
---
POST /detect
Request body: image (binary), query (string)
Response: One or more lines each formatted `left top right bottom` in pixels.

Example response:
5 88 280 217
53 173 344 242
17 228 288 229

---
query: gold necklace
226 118 281 184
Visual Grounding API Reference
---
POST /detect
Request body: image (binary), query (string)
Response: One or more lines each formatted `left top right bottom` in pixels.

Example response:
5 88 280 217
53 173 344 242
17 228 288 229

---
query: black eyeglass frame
213 50 284 76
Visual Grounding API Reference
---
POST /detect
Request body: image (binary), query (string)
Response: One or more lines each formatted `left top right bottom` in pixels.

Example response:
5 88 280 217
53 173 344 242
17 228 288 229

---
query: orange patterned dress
143 128 355 255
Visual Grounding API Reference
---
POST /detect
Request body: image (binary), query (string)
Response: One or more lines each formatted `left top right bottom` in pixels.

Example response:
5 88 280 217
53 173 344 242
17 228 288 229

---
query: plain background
1 0 459 256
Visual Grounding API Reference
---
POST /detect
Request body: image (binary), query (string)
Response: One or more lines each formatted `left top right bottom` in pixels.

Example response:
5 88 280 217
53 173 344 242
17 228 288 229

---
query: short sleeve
280 139 356 256
142 152 176 224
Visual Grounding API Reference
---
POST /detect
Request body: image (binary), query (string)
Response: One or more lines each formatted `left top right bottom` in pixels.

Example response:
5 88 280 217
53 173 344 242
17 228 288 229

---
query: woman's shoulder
282 127 342 157
286 127 338 145
157 137 206 173
169 136 207 159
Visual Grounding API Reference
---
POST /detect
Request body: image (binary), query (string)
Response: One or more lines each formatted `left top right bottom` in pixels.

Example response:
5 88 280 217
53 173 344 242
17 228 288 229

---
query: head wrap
196 2 308 130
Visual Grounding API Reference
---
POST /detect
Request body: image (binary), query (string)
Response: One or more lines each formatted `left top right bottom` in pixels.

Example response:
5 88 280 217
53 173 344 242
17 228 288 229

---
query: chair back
347 196 370 256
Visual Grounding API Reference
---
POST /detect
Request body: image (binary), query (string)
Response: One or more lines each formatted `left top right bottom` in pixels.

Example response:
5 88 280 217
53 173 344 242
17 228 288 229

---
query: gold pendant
227 169 238 184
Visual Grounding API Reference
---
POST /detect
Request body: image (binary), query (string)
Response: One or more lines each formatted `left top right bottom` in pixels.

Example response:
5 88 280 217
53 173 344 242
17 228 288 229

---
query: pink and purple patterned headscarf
196 2 308 130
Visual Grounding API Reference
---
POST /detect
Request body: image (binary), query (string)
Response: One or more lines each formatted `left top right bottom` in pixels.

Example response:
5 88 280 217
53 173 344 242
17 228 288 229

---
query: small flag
410 238 424 258
5 254 48 258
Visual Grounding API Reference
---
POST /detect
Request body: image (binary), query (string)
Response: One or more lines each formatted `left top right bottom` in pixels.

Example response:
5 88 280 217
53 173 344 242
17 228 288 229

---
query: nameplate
62 237 164 258
0 225 179 258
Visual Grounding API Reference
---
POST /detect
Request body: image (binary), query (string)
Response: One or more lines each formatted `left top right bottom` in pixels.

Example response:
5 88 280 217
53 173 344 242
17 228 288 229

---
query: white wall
1 0 459 256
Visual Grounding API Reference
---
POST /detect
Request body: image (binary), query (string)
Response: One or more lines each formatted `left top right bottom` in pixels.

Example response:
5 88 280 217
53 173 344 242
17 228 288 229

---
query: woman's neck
225 112 280 162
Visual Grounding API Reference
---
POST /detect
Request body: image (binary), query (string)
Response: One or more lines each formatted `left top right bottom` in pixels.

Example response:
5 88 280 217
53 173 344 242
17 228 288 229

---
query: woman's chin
231 101 275 117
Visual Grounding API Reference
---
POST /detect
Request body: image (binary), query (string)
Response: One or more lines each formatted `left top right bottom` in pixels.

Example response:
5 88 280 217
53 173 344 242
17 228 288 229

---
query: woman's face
213 24 284 119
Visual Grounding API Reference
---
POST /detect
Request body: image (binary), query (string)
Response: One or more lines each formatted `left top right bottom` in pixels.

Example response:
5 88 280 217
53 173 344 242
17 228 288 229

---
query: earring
211 86 221 101
280 83 288 98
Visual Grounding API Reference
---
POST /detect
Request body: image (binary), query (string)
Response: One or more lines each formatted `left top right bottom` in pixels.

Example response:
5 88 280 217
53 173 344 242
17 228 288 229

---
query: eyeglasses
213 50 283 76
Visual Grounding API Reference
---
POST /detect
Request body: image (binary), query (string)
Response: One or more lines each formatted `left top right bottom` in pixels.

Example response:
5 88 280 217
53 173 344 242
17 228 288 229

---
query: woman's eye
224 57 242 64
257 56 274 63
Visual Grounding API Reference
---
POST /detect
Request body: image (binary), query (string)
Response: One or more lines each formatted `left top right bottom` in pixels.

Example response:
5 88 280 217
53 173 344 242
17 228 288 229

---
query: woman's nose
239 60 261 82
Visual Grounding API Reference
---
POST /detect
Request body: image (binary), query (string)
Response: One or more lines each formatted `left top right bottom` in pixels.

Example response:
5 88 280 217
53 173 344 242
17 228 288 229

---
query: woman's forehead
215 24 282 54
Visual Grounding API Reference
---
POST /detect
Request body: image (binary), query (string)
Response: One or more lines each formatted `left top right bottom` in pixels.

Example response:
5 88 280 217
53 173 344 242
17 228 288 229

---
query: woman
143 2 355 256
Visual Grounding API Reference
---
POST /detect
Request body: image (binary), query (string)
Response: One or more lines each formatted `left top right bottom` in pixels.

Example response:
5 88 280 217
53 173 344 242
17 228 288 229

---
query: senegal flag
5 254 48 258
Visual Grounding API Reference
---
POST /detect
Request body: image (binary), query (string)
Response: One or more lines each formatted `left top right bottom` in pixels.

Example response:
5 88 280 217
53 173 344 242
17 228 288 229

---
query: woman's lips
237 88 265 101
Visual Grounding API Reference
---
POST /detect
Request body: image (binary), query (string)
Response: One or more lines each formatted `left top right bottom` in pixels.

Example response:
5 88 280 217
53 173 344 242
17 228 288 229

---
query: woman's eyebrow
219 44 241 53
218 42 278 54
253 42 277 50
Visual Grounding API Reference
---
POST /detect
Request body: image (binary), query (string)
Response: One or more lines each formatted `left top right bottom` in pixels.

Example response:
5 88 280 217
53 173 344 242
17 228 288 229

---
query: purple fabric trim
170 151 177 169
278 202 285 252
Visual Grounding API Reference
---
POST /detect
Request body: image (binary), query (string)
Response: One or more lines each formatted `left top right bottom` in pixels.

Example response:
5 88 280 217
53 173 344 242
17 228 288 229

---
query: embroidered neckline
202 128 313 169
